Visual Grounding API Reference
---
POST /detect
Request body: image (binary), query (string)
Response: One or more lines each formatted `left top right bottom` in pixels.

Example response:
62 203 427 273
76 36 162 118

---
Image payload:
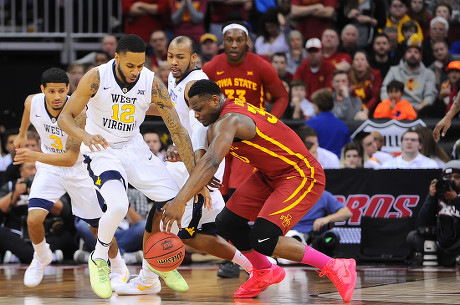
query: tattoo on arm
89 69 100 95
65 112 85 152
151 77 171 109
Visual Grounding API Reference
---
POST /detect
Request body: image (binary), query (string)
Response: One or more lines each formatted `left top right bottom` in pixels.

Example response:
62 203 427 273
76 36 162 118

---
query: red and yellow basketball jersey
219 98 320 179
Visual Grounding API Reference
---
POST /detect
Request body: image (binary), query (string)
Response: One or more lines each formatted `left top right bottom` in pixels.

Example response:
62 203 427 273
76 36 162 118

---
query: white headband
222 24 248 36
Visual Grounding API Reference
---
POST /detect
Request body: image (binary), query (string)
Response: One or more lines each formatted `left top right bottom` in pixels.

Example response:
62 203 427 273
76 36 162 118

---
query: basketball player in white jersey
13 68 129 290
115 36 252 294
58 34 209 299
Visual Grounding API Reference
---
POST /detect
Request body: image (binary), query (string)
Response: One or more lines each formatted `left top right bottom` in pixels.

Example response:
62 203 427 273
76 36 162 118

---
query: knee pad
215 207 252 251
249 218 282 256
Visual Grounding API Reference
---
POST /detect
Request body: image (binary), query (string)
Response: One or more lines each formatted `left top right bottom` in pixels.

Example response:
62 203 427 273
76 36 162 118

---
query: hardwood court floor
1 263 459 304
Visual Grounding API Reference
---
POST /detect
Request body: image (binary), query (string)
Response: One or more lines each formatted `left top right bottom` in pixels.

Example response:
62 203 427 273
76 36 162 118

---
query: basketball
144 232 185 272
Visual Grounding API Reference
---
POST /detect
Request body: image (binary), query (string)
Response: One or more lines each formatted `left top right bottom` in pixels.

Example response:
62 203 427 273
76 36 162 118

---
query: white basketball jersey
29 93 69 155
85 59 153 145
168 69 209 150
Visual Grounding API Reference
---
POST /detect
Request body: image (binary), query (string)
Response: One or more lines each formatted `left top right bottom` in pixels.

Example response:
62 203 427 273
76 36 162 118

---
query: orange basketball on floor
144 232 185 272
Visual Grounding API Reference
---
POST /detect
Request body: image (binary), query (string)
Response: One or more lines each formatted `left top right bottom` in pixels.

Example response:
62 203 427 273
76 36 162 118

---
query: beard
117 64 130 85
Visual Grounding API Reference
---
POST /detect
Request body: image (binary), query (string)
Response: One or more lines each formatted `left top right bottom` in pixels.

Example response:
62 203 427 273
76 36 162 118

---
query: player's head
40 67 69 111
188 79 224 126
168 36 198 79
115 34 146 85
222 21 250 64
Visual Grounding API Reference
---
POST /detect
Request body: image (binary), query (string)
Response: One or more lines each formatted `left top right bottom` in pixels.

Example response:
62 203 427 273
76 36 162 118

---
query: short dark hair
401 20 418 33
296 125 317 140
290 79 306 89
271 52 287 62
387 80 404 93
373 33 390 44
435 2 452 16
332 69 348 79
311 88 334 111
171 35 197 55
188 79 223 99
3 128 19 147
41 67 69 87
116 34 146 54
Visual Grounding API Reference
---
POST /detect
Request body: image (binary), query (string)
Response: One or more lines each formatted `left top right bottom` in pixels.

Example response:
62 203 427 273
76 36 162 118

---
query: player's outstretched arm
161 115 238 232
14 94 35 149
433 94 460 141
58 68 108 151
151 75 196 174
15 111 86 167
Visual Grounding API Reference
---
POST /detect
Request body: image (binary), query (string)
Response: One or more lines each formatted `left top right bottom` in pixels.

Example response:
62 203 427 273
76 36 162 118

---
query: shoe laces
95 261 111 283
317 262 344 289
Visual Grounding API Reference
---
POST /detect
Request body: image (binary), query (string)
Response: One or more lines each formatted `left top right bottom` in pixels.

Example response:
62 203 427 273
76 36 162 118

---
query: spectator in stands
73 186 148 264
337 0 386 49
374 79 417 120
381 34 437 115
290 0 338 41
382 130 439 168
293 38 335 100
171 0 207 44
74 34 117 65
321 28 351 72
331 70 367 121
358 132 393 168
254 7 289 58
433 77 460 142
199 33 219 65
148 30 169 72
122 0 170 43
422 17 450 67
0 129 18 172
67 63 84 95
416 125 450 168
371 130 385 152
370 33 398 79
207 0 249 44
94 51 110 67
339 142 365 168
400 20 419 43
286 30 307 75
282 190 352 259
306 88 351 157
0 162 73 264
142 128 167 163
439 61 460 115
382 26 404 63
407 160 460 266
271 53 292 81
434 2 460 45
408 0 432 38
429 41 454 90
338 24 359 55
296 125 340 169
349 50 382 115
5 130 41 184
156 61 170 85
384 0 423 44
289 79 315 120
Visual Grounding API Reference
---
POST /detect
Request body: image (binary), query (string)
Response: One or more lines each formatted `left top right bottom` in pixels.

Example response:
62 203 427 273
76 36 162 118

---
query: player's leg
24 207 52 287
81 152 130 298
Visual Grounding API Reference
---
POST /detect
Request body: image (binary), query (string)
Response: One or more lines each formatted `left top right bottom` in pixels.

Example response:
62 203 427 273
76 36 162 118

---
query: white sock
109 251 125 271
232 249 252 269
32 239 50 262
93 180 129 261
142 259 159 279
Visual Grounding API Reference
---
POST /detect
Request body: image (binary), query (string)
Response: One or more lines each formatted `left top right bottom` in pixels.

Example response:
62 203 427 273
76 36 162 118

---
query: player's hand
433 117 451 141
312 217 329 231
207 176 222 189
196 187 212 211
13 148 39 165
163 146 182 162
82 133 109 151
13 134 27 149
161 199 186 232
